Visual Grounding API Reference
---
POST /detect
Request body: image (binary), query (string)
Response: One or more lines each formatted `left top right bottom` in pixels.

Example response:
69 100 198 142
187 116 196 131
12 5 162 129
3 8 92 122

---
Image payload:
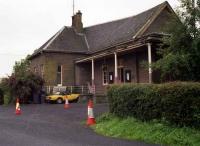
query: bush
0 88 4 105
107 82 200 128
0 78 13 105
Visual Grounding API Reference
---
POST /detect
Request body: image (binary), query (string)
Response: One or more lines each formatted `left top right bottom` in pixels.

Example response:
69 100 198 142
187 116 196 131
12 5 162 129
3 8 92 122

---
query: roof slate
30 1 169 58
84 2 164 52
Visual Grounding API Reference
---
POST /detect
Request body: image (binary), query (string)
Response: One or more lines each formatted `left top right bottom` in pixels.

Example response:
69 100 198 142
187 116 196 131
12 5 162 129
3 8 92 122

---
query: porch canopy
75 33 166 86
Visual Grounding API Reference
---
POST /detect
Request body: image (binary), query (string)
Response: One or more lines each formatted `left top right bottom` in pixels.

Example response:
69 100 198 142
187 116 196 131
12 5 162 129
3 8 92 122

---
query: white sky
0 0 179 77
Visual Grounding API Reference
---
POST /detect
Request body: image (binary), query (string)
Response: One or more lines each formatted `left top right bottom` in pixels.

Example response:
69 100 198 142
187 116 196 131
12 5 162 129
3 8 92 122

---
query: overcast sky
0 0 179 77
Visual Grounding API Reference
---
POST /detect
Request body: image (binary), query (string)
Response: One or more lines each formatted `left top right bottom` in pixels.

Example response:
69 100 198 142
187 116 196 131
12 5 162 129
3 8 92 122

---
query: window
34 67 38 74
108 72 114 84
125 70 132 83
102 65 108 85
57 65 62 85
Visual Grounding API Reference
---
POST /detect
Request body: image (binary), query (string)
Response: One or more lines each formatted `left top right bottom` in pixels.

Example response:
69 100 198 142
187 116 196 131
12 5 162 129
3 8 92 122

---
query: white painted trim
76 43 145 63
84 35 90 51
57 65 63 86
133 2 168 38
92 59 94 81
147 43 152 83
114 52 118 79
61 65 63 86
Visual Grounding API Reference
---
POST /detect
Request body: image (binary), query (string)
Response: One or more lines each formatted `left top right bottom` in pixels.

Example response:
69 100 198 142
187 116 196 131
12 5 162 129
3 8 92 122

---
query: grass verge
92 113 200 146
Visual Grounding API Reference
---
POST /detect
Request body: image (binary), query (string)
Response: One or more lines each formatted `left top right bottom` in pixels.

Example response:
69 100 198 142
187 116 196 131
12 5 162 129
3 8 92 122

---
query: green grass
92 113 200 146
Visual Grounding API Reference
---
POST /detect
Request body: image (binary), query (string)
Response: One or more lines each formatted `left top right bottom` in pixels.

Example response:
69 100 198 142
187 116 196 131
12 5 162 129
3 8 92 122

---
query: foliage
93 113 200 146
107 82 200 128
0 56 44 104
0 78 13 104
0 88 3 98
13 55 30 78
8 73 44 102
0 88 4 104
153 0 200 81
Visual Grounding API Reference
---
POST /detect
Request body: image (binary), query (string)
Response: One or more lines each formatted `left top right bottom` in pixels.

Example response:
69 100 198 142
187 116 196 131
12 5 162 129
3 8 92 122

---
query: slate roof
30 1 171 58
84 2 166 53
31 27 89 57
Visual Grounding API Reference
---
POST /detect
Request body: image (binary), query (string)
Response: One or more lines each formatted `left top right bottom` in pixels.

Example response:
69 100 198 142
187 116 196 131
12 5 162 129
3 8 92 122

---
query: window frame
102 65 108 85
57 65 63 86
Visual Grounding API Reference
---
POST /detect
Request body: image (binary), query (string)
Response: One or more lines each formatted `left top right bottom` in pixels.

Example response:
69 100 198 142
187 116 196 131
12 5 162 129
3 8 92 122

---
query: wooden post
81 85 84 94
91 59 96 104
91 59 95 86
114 52 118 83
70 86 73 94
147 43 152 83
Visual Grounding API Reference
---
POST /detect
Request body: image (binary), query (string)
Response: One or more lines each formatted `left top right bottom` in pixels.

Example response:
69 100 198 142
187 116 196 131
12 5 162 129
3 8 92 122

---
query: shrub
107 82 200 128
0 78 13 104
0 88 4 105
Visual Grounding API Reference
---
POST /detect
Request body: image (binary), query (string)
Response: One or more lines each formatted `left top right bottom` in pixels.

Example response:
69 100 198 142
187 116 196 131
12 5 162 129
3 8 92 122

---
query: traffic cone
64 97 69 109
15 98 21 115
86 99 96 126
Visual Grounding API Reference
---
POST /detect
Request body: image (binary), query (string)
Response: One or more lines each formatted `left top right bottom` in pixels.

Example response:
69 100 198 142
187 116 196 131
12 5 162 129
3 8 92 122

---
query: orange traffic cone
15 98 21 115
64 97 69 109
86 99 96 126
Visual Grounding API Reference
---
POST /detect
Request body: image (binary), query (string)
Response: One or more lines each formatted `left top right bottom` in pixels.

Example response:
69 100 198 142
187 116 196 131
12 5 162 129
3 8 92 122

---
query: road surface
0 103 158 146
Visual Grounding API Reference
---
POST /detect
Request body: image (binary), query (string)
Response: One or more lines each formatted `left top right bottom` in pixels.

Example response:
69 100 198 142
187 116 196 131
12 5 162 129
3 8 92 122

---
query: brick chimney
72 10 83 33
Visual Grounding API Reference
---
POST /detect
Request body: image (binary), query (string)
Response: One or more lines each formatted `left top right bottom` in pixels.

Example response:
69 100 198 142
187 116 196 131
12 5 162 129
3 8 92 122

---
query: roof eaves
133 1 169 39
73 29 90 51
28 50 42 60
83 35 90 51
42 26 66 50
88 38 134 54
43 49 88 54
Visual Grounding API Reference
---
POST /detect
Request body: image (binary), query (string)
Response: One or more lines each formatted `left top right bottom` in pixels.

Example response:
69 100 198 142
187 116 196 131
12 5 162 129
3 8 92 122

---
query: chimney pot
72 10 83 33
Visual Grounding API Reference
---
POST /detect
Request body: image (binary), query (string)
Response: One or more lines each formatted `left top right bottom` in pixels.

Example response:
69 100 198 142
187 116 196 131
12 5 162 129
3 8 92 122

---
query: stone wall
30 52 86 86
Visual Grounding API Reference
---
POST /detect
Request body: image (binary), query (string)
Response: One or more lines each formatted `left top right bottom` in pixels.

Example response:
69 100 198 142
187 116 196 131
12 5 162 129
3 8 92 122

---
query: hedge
107 82 200 128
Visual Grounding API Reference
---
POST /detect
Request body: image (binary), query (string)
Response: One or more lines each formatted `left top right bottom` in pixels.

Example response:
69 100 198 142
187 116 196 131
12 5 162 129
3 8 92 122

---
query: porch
75 39 161 95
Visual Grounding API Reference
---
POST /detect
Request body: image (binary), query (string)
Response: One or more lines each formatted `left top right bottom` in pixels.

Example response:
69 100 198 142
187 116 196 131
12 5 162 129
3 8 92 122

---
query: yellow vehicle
46 92 80 104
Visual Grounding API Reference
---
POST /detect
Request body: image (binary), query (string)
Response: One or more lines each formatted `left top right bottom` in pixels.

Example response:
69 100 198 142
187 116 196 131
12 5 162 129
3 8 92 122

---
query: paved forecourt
0 103 158 146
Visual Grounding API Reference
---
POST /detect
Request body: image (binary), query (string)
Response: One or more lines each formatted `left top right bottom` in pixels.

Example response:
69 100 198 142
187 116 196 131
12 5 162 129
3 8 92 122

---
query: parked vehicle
46 92 80 104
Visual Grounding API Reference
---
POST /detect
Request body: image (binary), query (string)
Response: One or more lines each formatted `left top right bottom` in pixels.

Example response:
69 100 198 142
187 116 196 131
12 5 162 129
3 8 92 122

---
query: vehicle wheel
57 98 63 104
74 97 79 103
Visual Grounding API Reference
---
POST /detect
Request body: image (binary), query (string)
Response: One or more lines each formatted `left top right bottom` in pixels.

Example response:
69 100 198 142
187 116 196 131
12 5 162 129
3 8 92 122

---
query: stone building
29 1 177 95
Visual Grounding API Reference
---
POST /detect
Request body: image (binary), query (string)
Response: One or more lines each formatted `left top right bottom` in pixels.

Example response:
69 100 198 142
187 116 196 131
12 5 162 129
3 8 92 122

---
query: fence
45 85 95 95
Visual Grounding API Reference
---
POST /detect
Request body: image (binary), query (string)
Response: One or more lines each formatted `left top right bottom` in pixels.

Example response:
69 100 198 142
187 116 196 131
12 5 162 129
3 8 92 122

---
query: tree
0 55 44 104
13 55 30 79
153 0 200 81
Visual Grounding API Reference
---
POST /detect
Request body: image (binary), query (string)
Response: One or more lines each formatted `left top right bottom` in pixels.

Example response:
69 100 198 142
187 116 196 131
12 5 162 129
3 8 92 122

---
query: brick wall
30 52 86 86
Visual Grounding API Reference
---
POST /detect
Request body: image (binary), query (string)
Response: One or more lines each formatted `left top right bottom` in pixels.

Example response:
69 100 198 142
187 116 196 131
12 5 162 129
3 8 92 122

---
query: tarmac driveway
0 103 157 146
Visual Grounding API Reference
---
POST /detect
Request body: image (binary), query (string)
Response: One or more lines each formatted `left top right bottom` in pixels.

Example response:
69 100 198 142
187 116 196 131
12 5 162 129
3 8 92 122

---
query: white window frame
57 65 63 86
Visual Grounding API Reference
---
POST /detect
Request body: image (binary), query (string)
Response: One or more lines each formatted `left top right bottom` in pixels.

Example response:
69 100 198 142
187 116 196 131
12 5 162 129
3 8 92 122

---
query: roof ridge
84 1 167 30
70 27 90 51
42 26 66 50
133 1 170 38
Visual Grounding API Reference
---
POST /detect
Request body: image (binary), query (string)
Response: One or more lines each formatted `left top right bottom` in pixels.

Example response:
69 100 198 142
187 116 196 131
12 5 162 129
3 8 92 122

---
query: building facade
29 1 176 95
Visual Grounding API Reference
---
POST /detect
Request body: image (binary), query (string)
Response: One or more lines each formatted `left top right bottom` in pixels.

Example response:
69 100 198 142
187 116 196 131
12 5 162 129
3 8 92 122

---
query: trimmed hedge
107 82 200 128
